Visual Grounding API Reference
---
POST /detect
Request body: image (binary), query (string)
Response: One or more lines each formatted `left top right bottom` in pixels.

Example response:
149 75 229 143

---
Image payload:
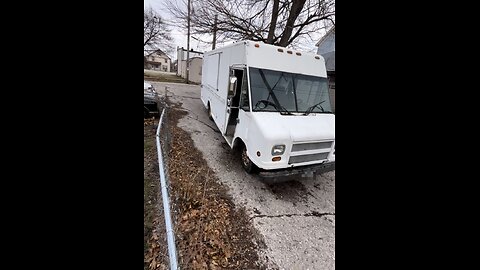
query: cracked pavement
151 81 335 270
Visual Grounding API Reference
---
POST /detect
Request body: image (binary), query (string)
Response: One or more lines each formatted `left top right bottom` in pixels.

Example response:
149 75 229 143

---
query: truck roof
205 40 327 78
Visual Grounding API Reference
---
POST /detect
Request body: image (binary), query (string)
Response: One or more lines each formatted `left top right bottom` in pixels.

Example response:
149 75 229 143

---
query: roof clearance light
254 43 260 48
296 52 301 56
277 48 284 52
287 50 293 54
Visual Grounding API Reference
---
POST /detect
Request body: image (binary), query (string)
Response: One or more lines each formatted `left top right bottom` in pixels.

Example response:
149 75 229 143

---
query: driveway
151 81 335 270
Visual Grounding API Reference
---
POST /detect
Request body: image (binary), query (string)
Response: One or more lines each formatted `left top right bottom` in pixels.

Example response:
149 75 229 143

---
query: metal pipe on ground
155 108 179 270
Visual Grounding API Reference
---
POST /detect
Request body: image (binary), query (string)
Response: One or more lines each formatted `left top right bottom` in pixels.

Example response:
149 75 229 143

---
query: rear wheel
207 102 213 121
241 144 257 174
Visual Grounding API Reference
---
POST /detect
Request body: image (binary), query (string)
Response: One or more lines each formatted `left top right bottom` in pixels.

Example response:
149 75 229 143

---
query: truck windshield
249 67 332 114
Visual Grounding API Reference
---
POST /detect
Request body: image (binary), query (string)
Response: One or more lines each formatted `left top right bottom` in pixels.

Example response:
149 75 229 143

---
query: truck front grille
288 153 330 164
291 141 333 152
288 141 333 164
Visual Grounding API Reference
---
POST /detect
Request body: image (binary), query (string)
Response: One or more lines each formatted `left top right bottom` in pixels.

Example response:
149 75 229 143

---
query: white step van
200 40 335 178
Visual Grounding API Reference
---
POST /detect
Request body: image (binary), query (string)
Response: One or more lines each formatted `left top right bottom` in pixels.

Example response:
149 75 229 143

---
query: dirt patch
166 104 266 269
267 180 310 204
144 117 168 270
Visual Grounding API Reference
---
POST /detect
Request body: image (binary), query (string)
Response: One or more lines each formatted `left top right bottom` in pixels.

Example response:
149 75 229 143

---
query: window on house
165 59 167 63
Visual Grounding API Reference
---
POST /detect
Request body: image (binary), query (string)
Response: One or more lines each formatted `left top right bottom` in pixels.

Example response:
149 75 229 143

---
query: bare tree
165 0 334 48
144 7 173 54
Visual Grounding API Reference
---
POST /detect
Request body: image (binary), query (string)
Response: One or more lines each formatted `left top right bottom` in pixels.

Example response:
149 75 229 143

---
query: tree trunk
278 0 306 47
266 0 280 44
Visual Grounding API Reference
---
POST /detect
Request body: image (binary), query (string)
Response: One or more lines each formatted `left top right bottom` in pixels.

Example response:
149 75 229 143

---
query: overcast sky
144 0 327 60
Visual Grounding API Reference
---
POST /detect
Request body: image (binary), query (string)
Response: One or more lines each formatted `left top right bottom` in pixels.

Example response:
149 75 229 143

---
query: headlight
271 144 286 156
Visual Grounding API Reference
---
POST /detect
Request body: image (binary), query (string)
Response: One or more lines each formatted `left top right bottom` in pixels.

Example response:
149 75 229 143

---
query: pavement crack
307 211 335 218
185 115 221 133
250 211 335 220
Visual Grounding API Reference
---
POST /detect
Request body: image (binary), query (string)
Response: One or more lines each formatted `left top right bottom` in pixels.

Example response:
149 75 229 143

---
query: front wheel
241 144 257 174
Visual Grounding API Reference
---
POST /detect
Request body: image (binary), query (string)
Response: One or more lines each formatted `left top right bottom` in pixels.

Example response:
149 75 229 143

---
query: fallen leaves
165 105 265 269
144 121 168 270
145 226 168 270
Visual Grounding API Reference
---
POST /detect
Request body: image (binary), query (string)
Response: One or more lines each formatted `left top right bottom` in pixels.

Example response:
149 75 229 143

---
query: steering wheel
255 99 277 109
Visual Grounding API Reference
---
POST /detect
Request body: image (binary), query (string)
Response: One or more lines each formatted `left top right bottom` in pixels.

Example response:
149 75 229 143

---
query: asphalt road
151 81 335 270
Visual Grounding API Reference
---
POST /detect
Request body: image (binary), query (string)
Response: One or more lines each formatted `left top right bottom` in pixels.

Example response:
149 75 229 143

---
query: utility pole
212 15 217 50
186 0 191 84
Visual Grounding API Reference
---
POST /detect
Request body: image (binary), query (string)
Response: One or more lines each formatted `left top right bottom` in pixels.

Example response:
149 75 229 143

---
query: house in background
144 49 171 72
316 26 335 113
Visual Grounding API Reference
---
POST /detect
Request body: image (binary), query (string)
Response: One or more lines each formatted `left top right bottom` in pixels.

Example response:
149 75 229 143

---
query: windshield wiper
258 69 293 115
277 104 294 115
304 100 328 115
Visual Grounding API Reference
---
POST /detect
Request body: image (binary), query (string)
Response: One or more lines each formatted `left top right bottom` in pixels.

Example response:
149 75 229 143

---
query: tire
241 144 257 174
207 103 213 121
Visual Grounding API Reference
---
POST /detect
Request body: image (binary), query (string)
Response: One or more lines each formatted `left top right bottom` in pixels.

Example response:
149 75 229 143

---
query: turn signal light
272 157 281 162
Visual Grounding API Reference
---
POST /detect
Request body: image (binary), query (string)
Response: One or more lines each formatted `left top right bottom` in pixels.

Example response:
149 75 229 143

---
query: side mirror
228 76 237 97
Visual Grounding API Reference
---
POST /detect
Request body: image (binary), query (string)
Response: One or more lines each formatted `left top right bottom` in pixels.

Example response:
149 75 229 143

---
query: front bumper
258 161 335 180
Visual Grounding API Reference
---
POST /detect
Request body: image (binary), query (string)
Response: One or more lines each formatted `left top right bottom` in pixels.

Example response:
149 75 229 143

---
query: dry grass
144 69 186 83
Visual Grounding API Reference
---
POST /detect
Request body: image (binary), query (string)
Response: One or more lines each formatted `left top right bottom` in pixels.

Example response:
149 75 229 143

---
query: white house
144 50 171 72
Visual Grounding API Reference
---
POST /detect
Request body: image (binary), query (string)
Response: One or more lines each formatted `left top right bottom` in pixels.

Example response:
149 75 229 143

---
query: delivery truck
200 40 335 178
